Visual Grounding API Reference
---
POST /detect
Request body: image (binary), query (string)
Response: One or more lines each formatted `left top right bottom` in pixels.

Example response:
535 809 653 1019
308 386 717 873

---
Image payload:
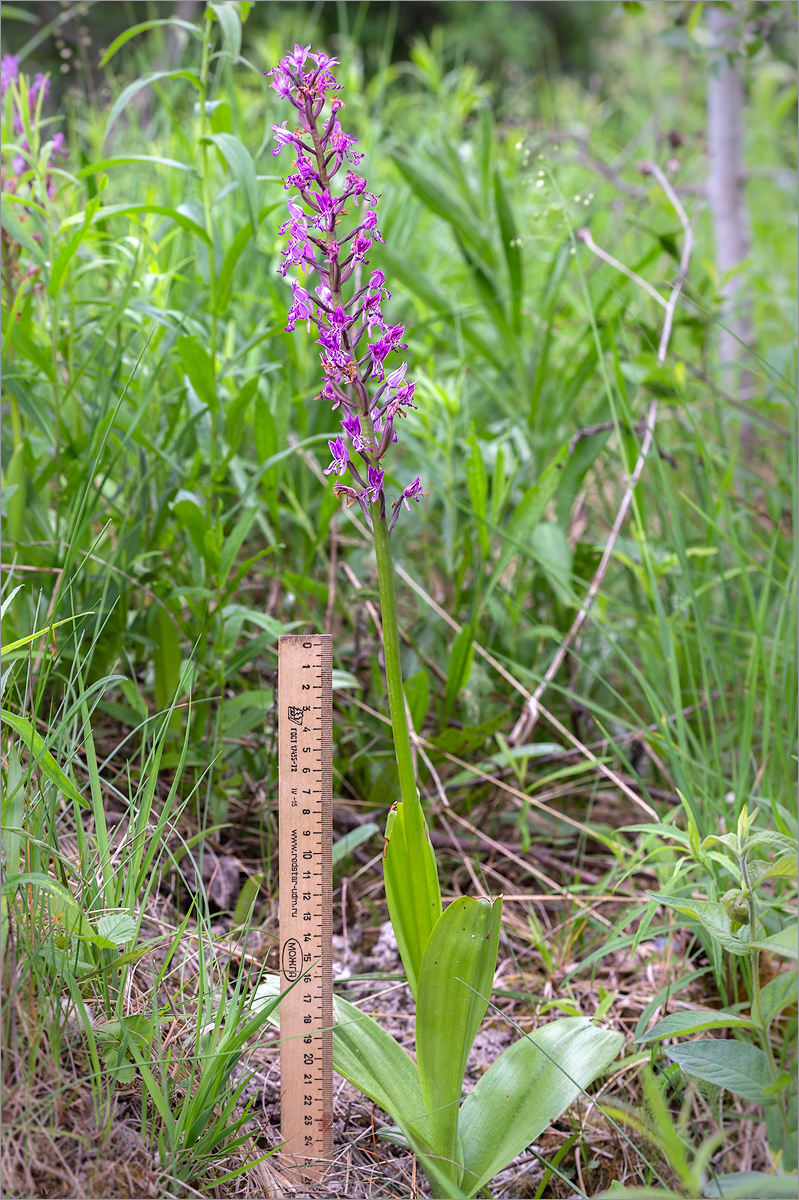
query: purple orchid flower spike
323 436 349 477
267 47 426 530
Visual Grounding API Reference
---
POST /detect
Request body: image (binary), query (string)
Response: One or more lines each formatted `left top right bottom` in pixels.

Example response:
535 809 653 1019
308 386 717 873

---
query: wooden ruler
278 635 333 1179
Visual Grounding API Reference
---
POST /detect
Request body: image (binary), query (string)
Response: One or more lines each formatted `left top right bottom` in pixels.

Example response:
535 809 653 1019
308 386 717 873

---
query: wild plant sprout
258 44 624 1197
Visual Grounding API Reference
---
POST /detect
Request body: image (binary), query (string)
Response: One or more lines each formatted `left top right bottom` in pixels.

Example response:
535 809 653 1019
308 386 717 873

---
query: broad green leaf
636 1010 754 1044
96 913 138 945
0 200 46 264
172 490 208 558
176 335 218 411
3 873 97 943
701 832 740 854
332 823 379 868
465 436 489 558
216 220 256 314
218 506 257 587
493 167 523 333
252 979 434 1150
444 624 474 722
200 133 258 235
666 1039 771 1103
99 19 203 66
209 1 241 61
254 396 278 526
704 1172 799 1199
459 1017 624 1196
225 377 258 452
1 6 39 23
404 669 430 734
2 871 82 915
530 522 575 605
748 926 798 959
1 747 24 875
76 155 195 178
153 604 182 728
0 586 23 620
760 970 798 1026
392 153 496 272
104 71 202 141
555 419 612 528
428 712 507 760
2 443 26 541
760 855 798 881
221 606 296 642
484 440 570 606
1 612 92 657
653 894 752 955
50 196 101 296
0 711 86 807
60 202 210 244
747 831 797 856
383 794 442 1000
332 994 434 1147
376 246 502 369
416 896 502 1181
331 669 362 690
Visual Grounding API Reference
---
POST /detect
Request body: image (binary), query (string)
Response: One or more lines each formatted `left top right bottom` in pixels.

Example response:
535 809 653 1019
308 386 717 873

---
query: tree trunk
706 3 755 456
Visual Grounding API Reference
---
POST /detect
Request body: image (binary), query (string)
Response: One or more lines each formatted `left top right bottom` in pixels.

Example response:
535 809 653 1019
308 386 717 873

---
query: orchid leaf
382 794 442 999
416 895 502 1183
458 1017 623 1196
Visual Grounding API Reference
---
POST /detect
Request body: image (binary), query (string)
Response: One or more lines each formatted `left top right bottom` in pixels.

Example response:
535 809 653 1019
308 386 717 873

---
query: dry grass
2 741 788 1200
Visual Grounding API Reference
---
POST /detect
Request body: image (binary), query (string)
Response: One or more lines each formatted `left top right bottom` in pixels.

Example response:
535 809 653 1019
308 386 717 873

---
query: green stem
741 853 789 1144
371 506 421 809
308 114 421 821
198 13 218 502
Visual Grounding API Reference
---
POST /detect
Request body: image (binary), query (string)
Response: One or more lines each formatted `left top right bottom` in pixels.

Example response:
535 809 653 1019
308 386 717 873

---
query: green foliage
1 1 796 1193
640 806 798 1170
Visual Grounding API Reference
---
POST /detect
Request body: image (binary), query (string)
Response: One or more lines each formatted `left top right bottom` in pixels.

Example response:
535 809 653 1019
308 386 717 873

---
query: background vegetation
1 2 796 1197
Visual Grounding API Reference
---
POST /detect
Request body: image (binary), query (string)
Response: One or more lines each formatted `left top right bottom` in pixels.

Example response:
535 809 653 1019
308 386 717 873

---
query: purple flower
30 73 50 105
269 45 425 530
368 270 390 299
399 476 425 510
349 235 372 264
363 465 384 502
285 281 314 331
2 65 66 193
1 55 19 99
361 209 384 243
286 43 312 72
323 436 349 477
284 154 319 189
333 483 359 506
389 477 427 531
374 414 397 458
268 67 294 98
272 120 299 156
361 291 385 336
328 120 363 166
341 411 370 453
317 328 352 367
343 171 367 201
310 189 336 231
368 325 408 379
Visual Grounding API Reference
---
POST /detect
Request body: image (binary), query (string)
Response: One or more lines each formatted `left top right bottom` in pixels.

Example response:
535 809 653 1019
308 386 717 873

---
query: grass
1 2 797 1197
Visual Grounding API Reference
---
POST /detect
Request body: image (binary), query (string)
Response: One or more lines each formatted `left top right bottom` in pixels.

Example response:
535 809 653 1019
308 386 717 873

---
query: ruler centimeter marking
278 635 333 1180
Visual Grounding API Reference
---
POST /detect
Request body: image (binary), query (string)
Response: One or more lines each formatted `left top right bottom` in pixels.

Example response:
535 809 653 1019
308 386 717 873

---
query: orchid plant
260 44 623 1196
